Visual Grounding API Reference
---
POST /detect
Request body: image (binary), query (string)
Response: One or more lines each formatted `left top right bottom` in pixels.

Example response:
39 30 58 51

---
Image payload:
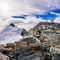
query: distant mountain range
0 23 24 44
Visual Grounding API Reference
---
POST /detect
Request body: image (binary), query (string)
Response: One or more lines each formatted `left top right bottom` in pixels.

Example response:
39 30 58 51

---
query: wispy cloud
0 0 60 17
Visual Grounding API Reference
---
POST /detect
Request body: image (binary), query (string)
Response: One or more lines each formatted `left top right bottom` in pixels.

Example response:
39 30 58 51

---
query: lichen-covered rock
0 53 10 60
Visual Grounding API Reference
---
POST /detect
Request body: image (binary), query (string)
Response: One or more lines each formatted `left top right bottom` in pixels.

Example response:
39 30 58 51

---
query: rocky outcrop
0 22 60 60
0 53 10 60
28 22 60 41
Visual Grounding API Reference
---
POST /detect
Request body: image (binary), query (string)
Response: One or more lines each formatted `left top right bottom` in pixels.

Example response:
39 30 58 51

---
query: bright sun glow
0 2 11 12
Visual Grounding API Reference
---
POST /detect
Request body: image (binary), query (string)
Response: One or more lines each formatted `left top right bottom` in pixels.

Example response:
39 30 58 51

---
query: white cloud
0 0 60 17
0 0 29 17
0 20 9 32
17 24 32 31
54 17 60 23
12 16 48 31
9 16 41 31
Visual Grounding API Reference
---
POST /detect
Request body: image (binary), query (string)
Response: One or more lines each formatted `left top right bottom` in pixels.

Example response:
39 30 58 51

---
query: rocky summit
0 22 60 60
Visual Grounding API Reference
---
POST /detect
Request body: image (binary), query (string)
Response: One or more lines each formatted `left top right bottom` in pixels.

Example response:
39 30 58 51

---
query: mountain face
28 22 60 41
0 23 23 44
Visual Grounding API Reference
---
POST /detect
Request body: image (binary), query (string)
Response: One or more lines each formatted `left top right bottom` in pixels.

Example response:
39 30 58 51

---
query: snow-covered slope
0 23 23 44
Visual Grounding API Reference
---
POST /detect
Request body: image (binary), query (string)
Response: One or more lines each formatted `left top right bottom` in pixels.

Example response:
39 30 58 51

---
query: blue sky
0 0 60 31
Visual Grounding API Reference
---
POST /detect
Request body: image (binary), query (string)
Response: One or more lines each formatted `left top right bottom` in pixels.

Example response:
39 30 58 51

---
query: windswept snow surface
0 24 23 44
